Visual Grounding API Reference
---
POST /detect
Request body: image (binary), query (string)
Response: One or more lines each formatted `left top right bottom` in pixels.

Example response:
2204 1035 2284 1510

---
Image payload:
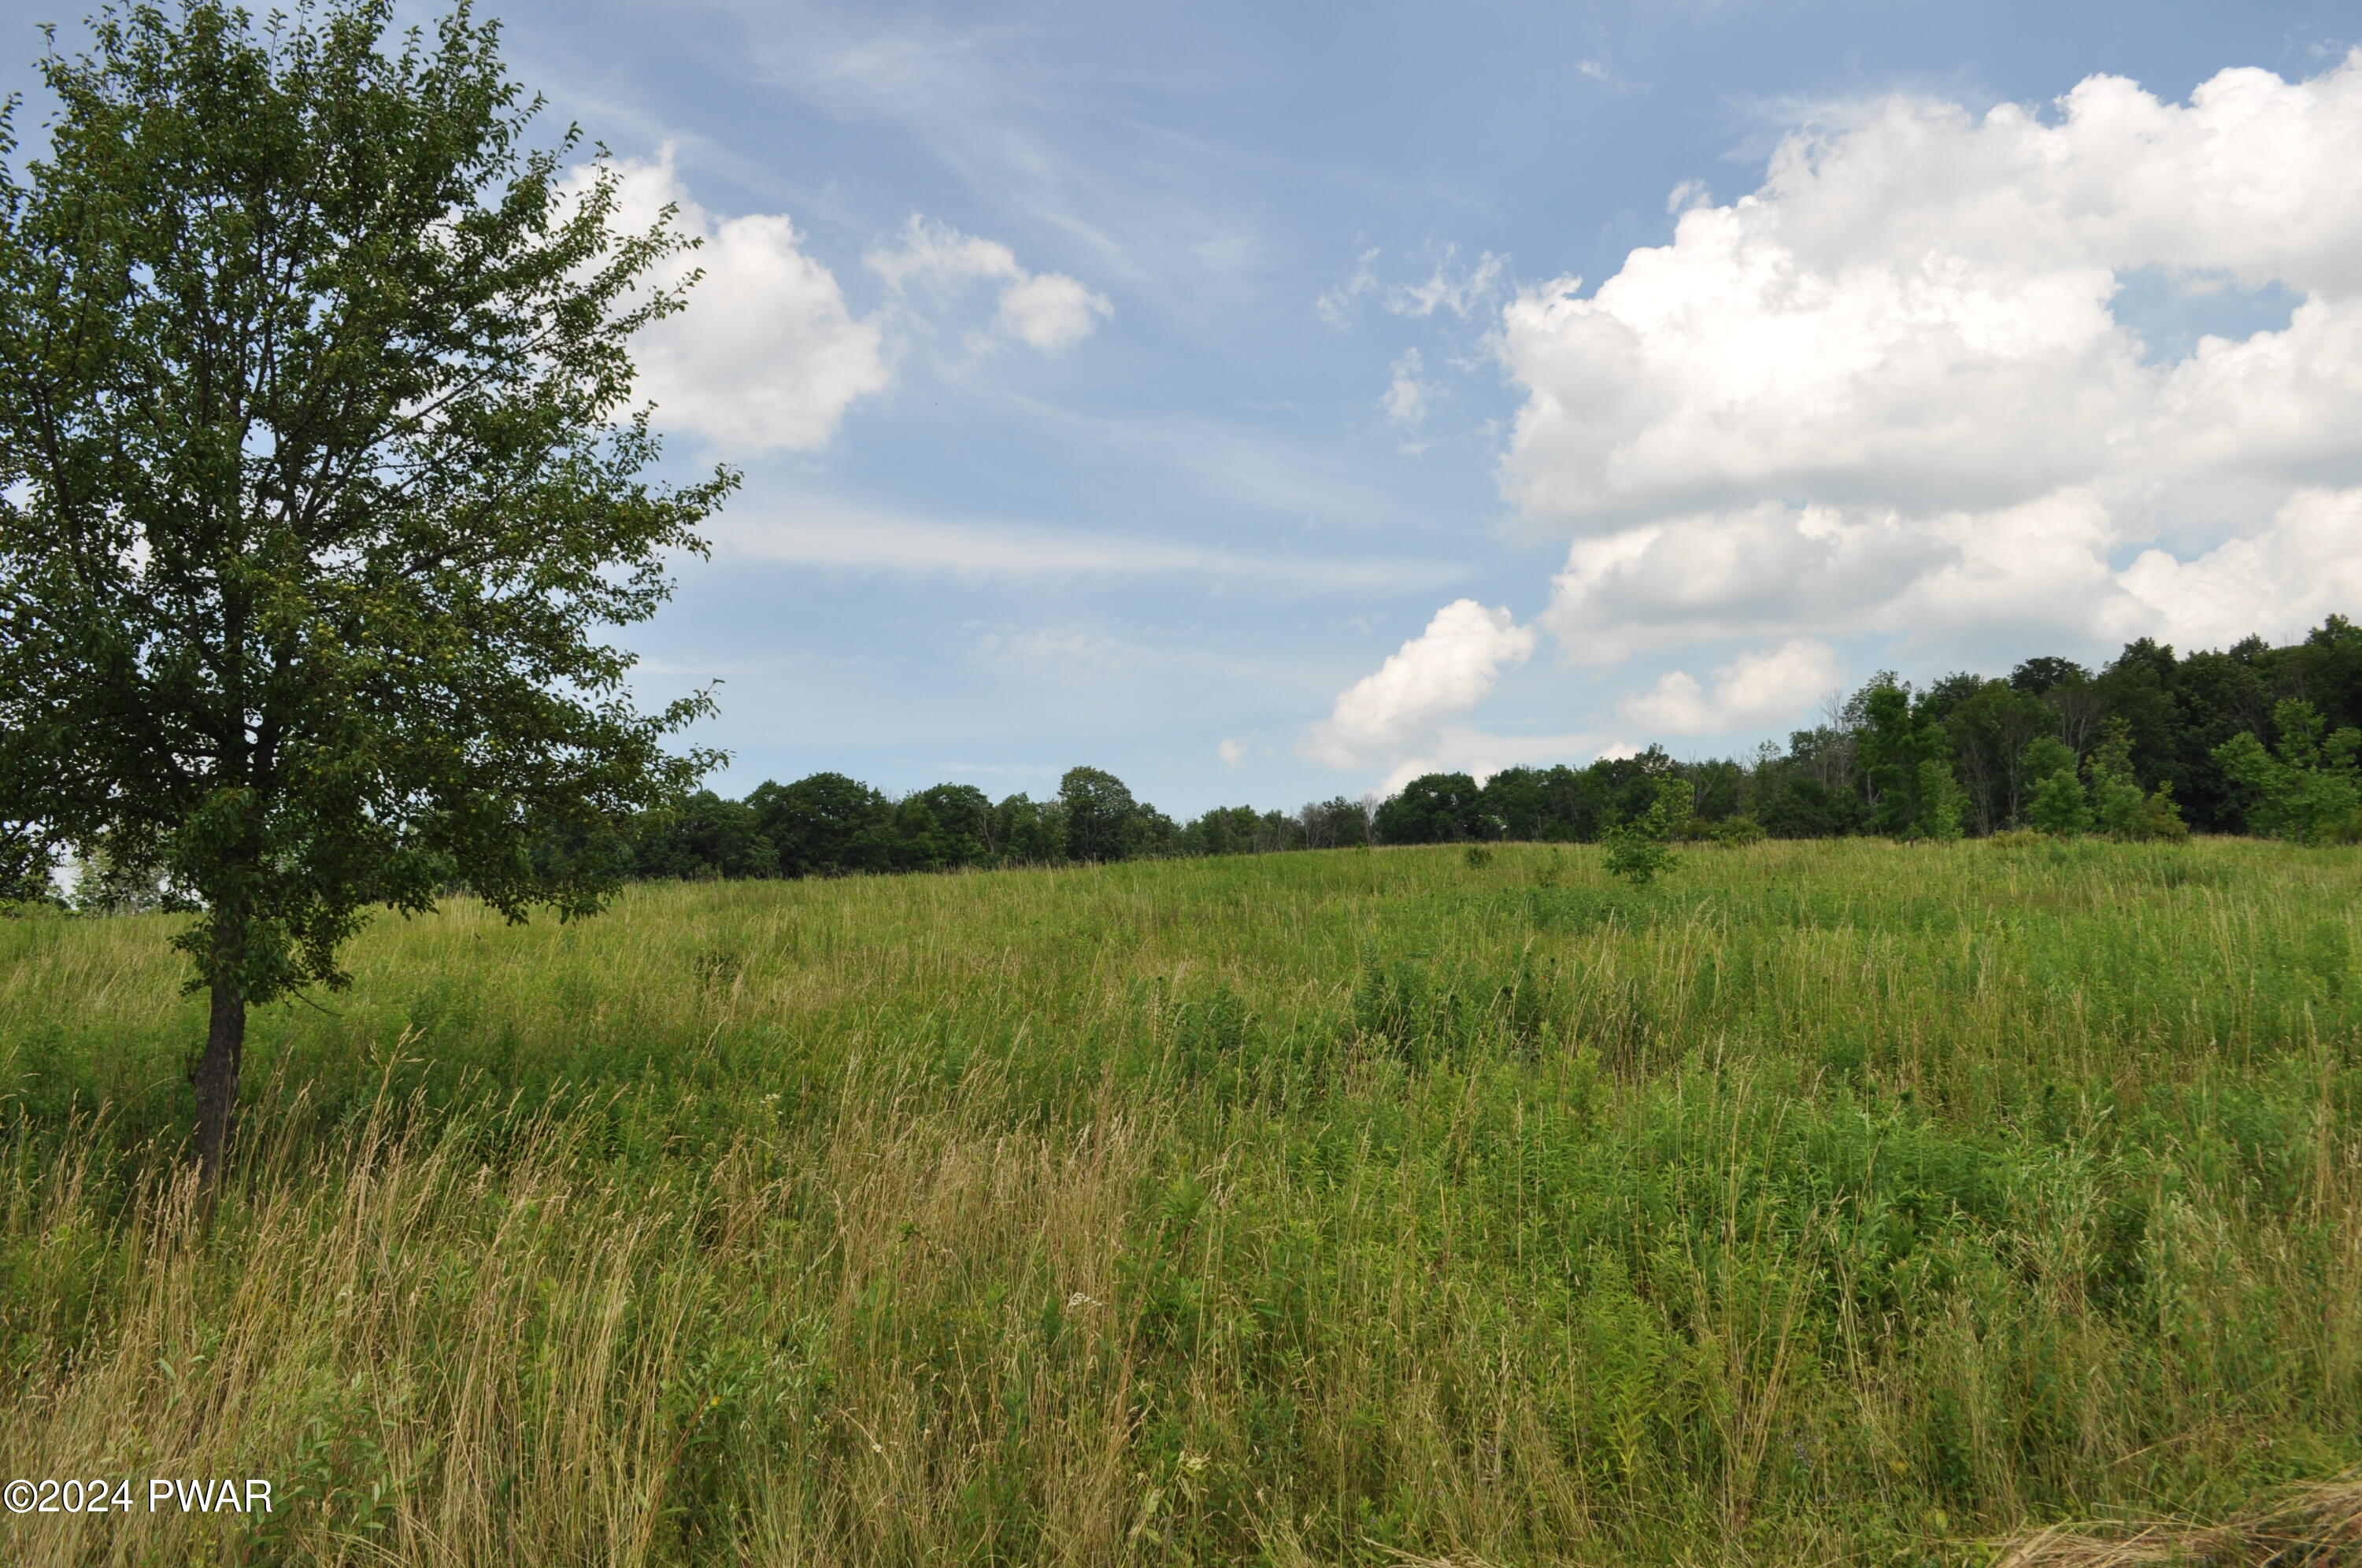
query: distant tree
1298 795 1372 849
2289 614 2362 734
0 824 55 907
1686 758 1746 822
1786 723 1856 796
528 815 638 889
2005 656 2104 753
2078 717 2186 841
1914 671 1987 729
2023 738 2094 835
908 783 992 867
1375 772 1483 844
1477 767 1553 840
1462 760 1605 841
1179 807 1223 856
750 773 892 877
1255 809 1302 852
2009 656 2090 697
1059 767 1138 862
2087 721 2147 841
1604 778 1686 887
2212 698 2362 845
1598 747 1682 827
69 845 180 915
1179 804 1260 856
2092 639 2184 786
1942 679 2056 830
887 794 950 872
0 0 732 1181
1710 813 1767 847
1120 803 1179 860
1854 682 1919 830
1532 764 1603 840
513 616 2362 897
635 791 775 880
1760 775 1856 838
990 792 1067 864
1914 759 1966 841
2170 643 2281 830
1855 682 1962 838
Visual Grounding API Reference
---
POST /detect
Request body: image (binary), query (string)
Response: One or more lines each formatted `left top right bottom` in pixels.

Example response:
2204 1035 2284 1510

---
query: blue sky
7 0 2360 815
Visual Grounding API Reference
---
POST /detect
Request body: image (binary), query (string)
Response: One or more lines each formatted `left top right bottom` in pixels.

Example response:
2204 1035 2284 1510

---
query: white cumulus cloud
576 161 1110 454
1498 54 2362 668
2116 486 2362 651
995 272 1114 350
1309 601 1537 769
600 151 890 456
1617 639 1842 736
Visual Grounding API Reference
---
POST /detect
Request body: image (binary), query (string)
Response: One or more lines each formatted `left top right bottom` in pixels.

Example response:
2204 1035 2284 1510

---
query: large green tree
1058 765 1138 862
750 772 892 877
0 0 734 1180
1854 681 1962 838
1374 771 1483 845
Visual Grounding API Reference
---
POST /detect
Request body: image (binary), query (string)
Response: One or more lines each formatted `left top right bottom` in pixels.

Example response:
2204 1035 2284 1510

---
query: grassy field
2 838 2359 1566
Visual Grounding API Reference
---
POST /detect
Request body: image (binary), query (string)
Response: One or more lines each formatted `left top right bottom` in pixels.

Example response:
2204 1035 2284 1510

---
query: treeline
535 767 1381 884
16 619 2356 908
1378 617 2362 849
552 617 2360 885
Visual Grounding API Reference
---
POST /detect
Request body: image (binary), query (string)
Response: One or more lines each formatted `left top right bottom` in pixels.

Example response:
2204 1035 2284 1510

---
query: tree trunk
194 943 246 1190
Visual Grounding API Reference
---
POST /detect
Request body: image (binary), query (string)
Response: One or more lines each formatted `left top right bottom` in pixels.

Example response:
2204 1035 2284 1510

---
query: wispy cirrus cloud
865 216 1112 352
723 4 1278 315
712 501 1470 594
1316 242 1510 328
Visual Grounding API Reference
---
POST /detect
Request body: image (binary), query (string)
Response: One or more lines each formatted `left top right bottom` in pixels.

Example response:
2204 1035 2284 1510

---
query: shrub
2023 737 2094 836
1604 778 1686 887
2213 698 2362 845
1914 759 1966 841
2090 718 2188 842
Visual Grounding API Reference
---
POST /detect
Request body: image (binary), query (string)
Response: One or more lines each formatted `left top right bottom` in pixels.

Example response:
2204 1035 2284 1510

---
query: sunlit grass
2 837 2358 1564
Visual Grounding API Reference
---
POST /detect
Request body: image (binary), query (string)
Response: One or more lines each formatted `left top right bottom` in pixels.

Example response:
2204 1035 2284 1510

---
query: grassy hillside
2 838 2359 1565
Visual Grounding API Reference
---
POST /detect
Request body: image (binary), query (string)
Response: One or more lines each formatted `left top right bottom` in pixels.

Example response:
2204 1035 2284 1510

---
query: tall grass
2 838 2359 1564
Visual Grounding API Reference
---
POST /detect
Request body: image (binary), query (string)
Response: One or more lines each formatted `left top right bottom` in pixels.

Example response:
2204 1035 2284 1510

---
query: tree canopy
0 0 735 1175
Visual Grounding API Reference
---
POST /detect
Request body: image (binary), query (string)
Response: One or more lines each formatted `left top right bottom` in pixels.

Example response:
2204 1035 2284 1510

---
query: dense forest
557 616 2362 882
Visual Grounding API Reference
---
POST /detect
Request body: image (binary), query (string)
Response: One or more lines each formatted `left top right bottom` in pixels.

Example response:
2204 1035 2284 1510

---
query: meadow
1 837 2358 1566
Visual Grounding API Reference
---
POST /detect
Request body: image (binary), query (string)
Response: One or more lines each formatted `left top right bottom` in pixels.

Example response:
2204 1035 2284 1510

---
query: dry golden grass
1992 1474 2362 1566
